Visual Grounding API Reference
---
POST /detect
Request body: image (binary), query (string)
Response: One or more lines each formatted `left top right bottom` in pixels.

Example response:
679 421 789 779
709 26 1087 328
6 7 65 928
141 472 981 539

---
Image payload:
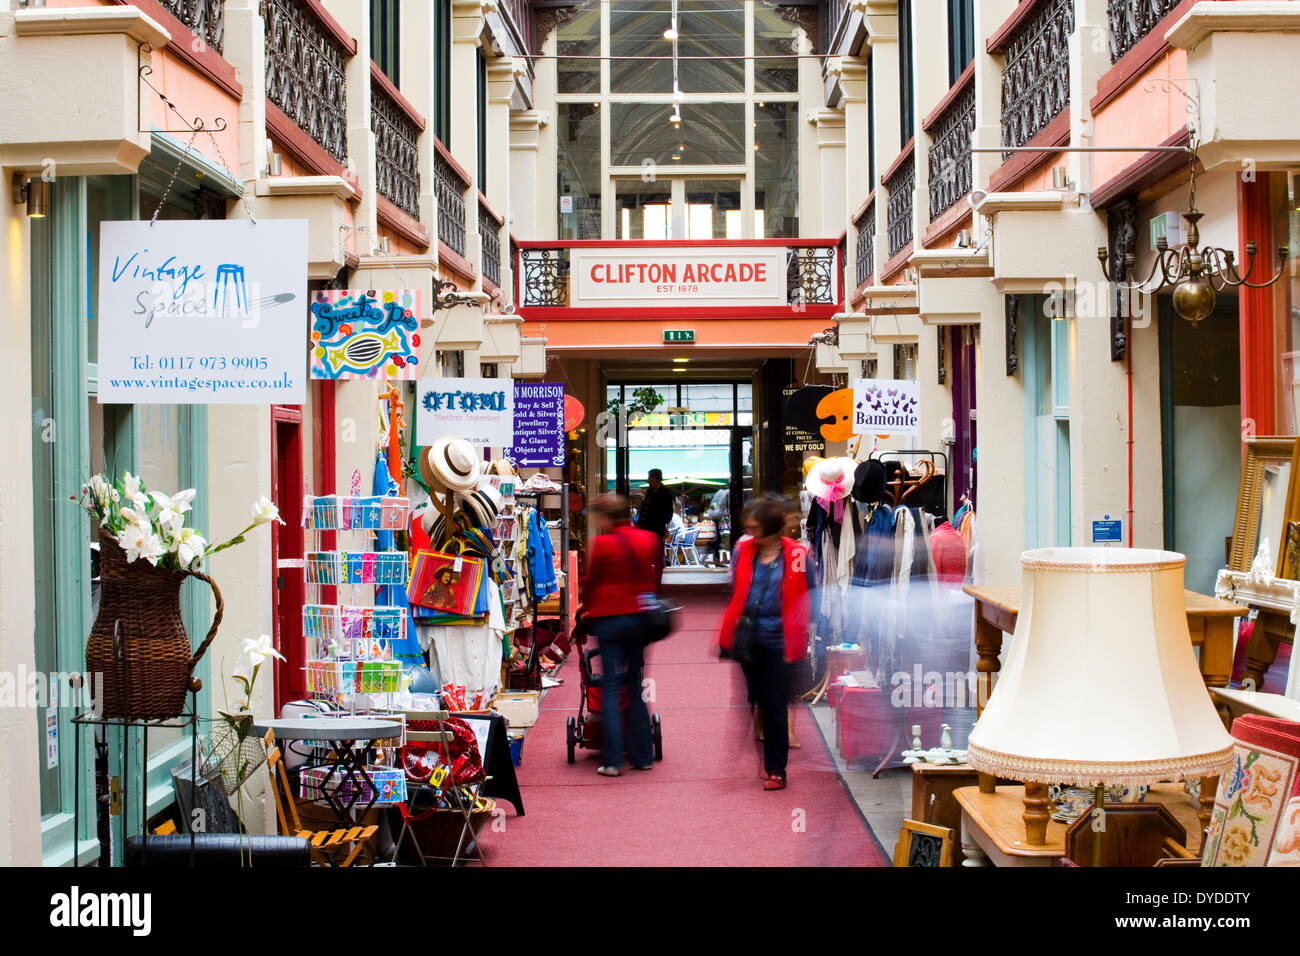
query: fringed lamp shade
966 548 1233 787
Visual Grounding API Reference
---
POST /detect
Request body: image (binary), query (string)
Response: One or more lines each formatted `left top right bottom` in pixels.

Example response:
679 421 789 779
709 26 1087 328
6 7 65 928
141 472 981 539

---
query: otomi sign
416 377 514 447
568 245 786 309
852 379 921 439
97 219 307 404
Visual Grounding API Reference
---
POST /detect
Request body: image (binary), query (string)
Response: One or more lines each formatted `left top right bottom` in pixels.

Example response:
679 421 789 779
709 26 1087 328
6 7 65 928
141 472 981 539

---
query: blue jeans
590 614 653 769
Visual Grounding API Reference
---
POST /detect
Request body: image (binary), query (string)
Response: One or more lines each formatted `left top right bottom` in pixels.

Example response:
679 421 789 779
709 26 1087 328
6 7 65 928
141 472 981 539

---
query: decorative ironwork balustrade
928 81 975 221
1000 0 1073 158
1108 0 1181 63
518 248 570 306
263 0 348 163
855 201 876 288
435 147 469 258
161 0 225 54
787 247 838 306
371 82 421 218
479 199 502 288
885 154 915 260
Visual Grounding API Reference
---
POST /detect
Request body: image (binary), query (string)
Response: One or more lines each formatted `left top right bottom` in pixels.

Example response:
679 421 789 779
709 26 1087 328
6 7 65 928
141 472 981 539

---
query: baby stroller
566 641 663 764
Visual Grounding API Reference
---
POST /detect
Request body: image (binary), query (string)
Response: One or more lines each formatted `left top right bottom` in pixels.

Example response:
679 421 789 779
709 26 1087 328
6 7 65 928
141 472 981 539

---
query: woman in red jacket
718 497 811 790
578 494 660 777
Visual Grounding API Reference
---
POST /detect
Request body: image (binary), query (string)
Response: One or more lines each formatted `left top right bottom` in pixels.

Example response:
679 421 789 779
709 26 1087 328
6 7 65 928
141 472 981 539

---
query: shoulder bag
729 547 782 664
612 531 676 643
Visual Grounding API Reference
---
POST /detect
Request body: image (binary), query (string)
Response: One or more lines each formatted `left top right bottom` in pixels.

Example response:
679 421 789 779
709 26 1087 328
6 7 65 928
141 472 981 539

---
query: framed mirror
1229 437 1300 576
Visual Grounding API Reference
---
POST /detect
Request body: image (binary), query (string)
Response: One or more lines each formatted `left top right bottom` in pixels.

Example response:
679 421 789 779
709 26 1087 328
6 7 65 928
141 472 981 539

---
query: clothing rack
513 483 570 668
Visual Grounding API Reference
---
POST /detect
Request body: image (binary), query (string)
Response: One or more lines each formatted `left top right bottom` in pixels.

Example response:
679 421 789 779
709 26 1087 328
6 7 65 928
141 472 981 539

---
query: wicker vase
85 536 224 720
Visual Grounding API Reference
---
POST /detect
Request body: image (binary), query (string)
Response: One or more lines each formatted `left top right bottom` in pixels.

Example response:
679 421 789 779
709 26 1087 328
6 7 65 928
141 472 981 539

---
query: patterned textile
1203 715 1300 866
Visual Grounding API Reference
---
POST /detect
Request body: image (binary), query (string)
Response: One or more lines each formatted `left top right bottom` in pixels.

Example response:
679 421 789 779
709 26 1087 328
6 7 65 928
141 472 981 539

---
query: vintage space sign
97 219 307 404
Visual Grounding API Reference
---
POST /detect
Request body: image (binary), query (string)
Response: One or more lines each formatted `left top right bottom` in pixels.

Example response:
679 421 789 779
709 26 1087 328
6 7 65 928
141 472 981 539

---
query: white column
452 0 486 283
808 107 847 240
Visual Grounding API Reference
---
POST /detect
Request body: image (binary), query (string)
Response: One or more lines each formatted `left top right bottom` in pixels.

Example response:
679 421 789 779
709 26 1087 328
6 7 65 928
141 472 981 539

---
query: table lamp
966 548 1233 859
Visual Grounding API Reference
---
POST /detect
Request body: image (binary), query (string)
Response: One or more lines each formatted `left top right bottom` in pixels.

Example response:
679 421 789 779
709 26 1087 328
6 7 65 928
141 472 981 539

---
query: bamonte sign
570 246 786 309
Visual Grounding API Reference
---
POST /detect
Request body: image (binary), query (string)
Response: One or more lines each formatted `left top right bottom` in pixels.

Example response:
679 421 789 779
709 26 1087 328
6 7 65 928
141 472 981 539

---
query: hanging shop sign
569 246 786 309
852 379 921 439
416 377 514 448
310 289 422 380
97 219 307 404
507 382 566 467
782 386 826 454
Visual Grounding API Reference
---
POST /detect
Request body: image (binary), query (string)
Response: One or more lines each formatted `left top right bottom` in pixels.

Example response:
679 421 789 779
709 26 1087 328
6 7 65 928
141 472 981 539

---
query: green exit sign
663 329 695 344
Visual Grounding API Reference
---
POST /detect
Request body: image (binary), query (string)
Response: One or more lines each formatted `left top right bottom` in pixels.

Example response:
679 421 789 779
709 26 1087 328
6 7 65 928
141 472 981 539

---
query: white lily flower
142 533 166 566
250 496 284 527
123 472 148 511
175 527 207 569
241 634 285 668
88 475 112 509
118 524 152 563
119 507 151 529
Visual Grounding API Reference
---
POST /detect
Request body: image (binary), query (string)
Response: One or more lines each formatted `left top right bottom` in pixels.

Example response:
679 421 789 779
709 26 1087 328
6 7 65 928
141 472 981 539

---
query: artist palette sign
97 220 307 404
852 379 921 439
568 245 786 309
310 290 422 380
417 377 514 448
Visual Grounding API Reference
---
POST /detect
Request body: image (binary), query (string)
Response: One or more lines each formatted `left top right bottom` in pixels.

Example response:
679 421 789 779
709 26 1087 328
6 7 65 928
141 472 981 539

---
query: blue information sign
507 382 566 467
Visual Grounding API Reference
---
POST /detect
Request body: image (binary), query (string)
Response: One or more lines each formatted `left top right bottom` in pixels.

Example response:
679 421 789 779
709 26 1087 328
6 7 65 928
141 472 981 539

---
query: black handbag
728 549 779 664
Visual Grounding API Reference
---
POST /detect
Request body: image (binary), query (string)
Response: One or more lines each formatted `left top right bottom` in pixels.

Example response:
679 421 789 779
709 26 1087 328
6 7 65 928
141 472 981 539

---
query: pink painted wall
1091 49 1190 188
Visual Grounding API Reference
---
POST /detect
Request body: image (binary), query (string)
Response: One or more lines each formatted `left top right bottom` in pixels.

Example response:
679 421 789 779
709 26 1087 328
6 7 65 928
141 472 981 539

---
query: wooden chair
264 729 380 867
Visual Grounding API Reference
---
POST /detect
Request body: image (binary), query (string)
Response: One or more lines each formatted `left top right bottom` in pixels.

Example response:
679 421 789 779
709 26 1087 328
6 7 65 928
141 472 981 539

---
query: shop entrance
605 381 754 571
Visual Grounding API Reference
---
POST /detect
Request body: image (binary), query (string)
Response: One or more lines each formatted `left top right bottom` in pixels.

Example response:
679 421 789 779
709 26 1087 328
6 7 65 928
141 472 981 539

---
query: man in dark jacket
634 468 674 587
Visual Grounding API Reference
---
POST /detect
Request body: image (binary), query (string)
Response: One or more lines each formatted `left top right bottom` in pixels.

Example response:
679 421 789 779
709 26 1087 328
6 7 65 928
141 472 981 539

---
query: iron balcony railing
161 0 225 54
515 240 842 310
1108 0 1181 62
371 75 421 218
263 0 348 163
1000 0 1073 157
435 142 470 258
854 199 875 288
927 79 976 221
479 196 504 288
885 153 916 260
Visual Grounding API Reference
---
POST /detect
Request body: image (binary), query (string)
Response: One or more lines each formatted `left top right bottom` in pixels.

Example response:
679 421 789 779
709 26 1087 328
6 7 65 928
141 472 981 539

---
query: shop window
755 2 799 93
1023 295 1071 548
433 0 452 145
610 101 746 168
755 102 798 237
371 0 400 86
678 0 744 93
898 0 915 146
477 48 487 187
558 103 602 240
893 343 919 380
611 0 673 93
558 3 600 94
947 0 975 87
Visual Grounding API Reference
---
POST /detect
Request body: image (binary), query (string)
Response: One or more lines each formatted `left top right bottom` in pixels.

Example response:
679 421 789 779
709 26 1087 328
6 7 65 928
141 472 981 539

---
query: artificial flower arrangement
77 470 284 570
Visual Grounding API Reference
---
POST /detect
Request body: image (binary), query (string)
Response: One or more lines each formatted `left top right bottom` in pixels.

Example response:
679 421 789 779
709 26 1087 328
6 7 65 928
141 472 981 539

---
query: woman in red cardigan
577 494 660 777
718 497 811 790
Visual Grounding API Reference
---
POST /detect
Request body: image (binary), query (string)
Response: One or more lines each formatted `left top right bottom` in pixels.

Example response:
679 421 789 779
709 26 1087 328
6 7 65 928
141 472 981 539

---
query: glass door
684 179 743 239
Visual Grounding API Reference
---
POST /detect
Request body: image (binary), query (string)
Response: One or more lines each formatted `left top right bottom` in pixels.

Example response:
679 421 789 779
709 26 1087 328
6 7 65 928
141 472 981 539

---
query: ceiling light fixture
1099 131 1289 326
673 358 690 363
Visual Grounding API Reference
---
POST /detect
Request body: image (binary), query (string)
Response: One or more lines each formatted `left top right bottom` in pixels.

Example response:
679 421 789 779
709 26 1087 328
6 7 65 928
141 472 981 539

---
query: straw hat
804 456 856 502
488 458 518 477
462 484 503 529
420 436 481 493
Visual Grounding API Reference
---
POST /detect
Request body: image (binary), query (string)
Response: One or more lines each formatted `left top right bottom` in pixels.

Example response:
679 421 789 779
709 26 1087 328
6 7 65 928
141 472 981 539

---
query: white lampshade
966 548 1233 787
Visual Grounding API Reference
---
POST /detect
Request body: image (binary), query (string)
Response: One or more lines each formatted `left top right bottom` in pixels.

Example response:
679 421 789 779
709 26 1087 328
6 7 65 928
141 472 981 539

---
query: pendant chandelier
1097 132 1290 325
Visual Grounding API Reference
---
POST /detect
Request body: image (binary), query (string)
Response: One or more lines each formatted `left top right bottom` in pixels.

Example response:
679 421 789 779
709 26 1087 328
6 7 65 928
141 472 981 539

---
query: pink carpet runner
478 587 889 866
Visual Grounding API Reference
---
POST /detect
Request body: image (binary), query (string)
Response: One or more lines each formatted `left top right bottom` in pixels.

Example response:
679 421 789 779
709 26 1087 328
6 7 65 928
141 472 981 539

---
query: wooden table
955 783 1204 867
960 585 1244 831
911 763 983 836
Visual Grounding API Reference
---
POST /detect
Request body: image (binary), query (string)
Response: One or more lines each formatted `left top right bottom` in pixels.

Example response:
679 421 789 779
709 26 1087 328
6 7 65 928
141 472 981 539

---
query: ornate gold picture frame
1228 437 1300 575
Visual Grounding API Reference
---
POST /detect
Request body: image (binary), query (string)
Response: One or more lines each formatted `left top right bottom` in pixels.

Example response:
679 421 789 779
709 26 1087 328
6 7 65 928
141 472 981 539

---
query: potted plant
75 472 284 720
